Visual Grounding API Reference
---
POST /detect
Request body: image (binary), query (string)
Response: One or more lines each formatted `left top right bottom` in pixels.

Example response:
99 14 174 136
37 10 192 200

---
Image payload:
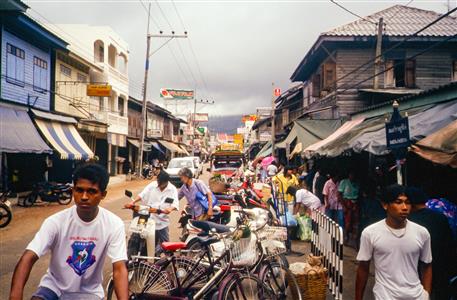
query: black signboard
385 117 410 150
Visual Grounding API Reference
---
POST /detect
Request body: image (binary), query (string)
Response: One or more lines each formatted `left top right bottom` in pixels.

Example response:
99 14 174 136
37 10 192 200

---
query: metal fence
311 209 344 300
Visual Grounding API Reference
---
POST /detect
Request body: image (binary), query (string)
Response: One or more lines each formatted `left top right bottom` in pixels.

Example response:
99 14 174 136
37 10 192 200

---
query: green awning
317 100 457 157
276 119 342 150
255 141 272 158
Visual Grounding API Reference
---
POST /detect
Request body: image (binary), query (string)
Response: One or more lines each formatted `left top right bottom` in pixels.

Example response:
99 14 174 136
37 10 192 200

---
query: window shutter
405 60 416 88
384 60 395 88
312 74 321 97
41 68 47 91
7 53 15 79
16 56 25 83
33 65 40 88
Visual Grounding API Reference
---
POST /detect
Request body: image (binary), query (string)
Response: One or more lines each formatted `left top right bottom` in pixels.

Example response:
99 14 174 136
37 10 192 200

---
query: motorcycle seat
190 220 231 233
161 242 187 252
220 205 231 212
196 236 220 247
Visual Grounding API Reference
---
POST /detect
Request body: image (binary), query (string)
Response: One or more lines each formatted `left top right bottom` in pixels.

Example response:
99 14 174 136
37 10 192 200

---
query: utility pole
137 4 151 177
271 82 276 157
192 90 197 156
191 95 214 156
373 17 383 90
137 4 187 176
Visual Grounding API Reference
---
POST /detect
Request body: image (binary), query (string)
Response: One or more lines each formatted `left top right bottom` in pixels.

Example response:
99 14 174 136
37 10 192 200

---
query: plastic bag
280 211 297 227
296 215 312 241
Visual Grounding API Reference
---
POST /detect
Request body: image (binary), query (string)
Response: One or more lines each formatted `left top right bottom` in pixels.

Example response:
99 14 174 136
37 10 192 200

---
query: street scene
1 0 457 299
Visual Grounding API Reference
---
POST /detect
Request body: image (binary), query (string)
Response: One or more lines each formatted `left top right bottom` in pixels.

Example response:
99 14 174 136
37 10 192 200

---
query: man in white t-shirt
287 186 322 214
355 184 432 300
125 170 179 254
10 164 128 300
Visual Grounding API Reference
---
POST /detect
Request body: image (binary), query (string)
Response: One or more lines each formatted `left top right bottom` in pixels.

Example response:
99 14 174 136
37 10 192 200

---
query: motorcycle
141 163 154 179
0 190 13 228
23 182 72 207
124 190 156 259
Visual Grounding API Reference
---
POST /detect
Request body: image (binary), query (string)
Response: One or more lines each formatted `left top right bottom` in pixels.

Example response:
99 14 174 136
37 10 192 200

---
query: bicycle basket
229 236 258 267
257 226 287 241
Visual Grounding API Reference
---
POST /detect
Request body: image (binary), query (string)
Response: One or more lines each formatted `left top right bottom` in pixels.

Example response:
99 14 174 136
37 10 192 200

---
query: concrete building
54 24 130 175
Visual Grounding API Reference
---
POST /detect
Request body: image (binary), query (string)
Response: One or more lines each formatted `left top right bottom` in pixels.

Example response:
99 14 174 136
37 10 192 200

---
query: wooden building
288 5 457 119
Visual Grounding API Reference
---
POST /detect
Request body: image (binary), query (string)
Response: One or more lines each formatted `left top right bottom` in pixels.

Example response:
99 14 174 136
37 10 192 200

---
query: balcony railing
94 110 128 135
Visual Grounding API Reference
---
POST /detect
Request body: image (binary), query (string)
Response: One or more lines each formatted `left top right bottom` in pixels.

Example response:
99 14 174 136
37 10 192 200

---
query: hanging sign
386 117 410 149
87 84 111 97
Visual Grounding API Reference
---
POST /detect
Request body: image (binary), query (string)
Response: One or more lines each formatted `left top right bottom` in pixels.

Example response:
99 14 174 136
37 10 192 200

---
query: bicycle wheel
106 261 174 300
218 273 276 300
259 261 302 300
0 203 12 228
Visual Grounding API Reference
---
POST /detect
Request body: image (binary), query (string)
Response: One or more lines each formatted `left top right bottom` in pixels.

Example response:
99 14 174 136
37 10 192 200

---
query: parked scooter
0 190 13 228
183 207 271 247
23 182 72 207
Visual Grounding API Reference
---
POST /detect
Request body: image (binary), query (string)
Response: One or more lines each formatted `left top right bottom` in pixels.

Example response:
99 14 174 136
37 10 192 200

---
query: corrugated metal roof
324 5 457 37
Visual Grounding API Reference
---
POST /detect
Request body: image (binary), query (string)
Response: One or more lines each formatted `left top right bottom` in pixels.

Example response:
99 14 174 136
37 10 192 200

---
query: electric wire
171 0 212 98
326 6 457 92
329 0 377 25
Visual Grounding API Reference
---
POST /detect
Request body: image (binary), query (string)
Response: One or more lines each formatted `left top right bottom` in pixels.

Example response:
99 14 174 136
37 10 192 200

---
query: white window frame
6 43 25 86
33 56 48 93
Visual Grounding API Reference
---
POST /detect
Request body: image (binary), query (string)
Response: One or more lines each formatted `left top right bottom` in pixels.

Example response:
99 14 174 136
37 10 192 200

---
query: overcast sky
25 0 453 117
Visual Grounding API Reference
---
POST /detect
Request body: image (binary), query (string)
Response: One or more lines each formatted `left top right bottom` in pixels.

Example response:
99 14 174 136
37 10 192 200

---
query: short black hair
286 186 298 196
73 163 109 192
406 186 428 205
157 170 170 185
284 165 293 174
382 184 406 204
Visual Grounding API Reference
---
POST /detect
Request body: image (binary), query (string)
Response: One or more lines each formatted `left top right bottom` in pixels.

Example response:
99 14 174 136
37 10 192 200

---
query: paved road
0 168 374 300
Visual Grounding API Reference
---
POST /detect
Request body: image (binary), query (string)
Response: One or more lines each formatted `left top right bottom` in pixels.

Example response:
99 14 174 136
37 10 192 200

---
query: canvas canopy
411 119 457 168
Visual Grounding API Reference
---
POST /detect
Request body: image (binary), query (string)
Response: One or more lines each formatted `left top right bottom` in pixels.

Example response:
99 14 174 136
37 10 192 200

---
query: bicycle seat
190 220 231 233
161 242 186 252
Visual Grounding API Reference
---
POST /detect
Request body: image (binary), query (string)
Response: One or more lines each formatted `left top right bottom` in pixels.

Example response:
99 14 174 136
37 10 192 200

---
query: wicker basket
289 268 328 300
209 180 226 193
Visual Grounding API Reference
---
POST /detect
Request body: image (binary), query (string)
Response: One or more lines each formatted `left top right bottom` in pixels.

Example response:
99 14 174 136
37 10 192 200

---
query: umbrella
261 156 275 167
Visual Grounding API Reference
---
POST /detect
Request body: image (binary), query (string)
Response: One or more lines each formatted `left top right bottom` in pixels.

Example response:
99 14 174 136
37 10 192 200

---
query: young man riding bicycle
10 164 128 300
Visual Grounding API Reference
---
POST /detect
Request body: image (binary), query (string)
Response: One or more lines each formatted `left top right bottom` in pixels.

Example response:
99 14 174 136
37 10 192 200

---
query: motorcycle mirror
125 190 133 198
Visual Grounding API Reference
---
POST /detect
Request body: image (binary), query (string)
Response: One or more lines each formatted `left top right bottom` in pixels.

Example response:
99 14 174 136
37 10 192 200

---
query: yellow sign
233 134 244 149
87 84 112 97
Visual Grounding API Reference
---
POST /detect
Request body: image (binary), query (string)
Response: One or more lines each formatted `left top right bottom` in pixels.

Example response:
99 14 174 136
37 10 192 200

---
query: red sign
274 88 281 96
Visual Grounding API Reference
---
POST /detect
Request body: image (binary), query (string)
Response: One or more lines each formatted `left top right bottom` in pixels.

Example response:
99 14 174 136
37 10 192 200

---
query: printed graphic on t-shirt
66 241 96 276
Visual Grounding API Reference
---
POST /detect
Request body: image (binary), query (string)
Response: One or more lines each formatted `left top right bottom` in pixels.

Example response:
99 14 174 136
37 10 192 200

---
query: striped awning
108 133 127 147
34 119 94 160
158 140 186 154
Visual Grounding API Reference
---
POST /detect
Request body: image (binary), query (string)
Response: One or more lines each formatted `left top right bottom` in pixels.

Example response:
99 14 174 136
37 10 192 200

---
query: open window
94 40 104 63
385 59 416 88
322 61 336 91
312 74 321 97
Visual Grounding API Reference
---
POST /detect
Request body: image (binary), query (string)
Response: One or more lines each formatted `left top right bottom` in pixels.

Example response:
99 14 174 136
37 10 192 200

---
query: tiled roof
324 5 457 37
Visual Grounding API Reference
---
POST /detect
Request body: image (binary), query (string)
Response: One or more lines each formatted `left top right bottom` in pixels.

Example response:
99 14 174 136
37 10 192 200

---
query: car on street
165 157 199 187
190 156 203 175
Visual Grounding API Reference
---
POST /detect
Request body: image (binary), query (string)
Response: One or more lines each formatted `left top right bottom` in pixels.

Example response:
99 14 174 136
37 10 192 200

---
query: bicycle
0 190 13 228
106 224 276 300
